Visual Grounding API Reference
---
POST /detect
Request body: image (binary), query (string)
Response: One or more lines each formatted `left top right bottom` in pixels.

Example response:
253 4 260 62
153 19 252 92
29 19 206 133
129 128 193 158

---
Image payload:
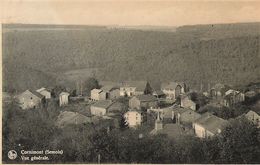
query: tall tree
218 117 260 163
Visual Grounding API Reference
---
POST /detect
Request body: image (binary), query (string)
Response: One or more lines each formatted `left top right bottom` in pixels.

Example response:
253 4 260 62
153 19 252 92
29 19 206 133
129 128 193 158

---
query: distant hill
2 22 260 92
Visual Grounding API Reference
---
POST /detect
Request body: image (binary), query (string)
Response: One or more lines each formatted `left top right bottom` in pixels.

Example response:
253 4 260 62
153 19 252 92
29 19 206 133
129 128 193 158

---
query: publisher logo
8 150 17 160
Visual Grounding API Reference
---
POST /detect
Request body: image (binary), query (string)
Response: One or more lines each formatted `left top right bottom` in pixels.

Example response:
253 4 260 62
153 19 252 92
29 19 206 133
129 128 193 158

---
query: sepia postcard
1 0 260 164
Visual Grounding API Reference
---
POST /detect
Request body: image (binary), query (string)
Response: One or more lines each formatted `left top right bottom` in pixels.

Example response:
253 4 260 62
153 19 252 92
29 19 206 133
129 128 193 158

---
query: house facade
181 96 197 110
192 113 229 138
101 85 120 100
129 95 158 110
16 90 45 109
119 81 153 97
124 110 142 127
109 88 120 100
90 100 113 116
36 87 51 99
59 92 70 106
161 82 186 101
223 90 245 107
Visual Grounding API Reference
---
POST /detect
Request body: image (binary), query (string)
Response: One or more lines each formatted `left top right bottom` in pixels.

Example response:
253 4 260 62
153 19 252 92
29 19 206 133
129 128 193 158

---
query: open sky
1 0 260 26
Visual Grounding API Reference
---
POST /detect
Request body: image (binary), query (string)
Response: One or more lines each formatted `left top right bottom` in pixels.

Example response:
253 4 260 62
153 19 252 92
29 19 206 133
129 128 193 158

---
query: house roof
225 89 240 96
173 107 192 114
120 81 148 91
36 87 50 93
153 90 165 96
59 92 70 96
92 100 113 109
182 96 196 104
56 111 91 128
161 107 174 118
91 89 103 93
246 110 260 116
23 90 45 99
194 113 229 134
134 95 158 102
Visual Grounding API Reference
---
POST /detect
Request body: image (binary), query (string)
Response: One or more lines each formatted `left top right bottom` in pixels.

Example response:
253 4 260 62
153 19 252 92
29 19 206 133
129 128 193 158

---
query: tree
218 117 260 163
83 77 100 96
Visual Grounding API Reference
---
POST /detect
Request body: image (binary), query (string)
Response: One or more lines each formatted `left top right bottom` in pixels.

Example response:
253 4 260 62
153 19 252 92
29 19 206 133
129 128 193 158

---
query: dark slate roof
135 95 158 102
120 81 148 91
153 90 165 96
56 111 92 128
194 113 229 134
172 106 192 114
27 90 45 99
92 100 113 109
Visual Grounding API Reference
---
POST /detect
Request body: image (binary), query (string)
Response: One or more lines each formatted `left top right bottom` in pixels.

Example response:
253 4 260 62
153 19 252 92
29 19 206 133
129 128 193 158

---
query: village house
152 90 165 98
192 113 229 138
101 85 120 100
172 107 201 126
124 110 143 127
36 87 52 99
16 90 45 109
90 100 114 116
56 111 92 128
59 92 70 106
129 95 158 110
209 83 230 98
180 95 198 110
245 110 260 128
161 82 187 101
119 81 153 97
222 89 245 107
90 89 107 101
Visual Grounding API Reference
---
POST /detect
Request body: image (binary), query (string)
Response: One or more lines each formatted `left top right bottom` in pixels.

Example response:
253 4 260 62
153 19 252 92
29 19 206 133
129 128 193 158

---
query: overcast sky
1 0 260 26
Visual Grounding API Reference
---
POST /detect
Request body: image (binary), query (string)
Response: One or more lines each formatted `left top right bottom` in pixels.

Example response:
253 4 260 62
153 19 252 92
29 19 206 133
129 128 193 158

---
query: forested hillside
2 23 260 92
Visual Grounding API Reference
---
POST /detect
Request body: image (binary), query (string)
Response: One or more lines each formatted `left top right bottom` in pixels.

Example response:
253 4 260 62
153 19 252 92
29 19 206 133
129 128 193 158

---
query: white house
124 110 142 127
161 82 186 101
36 87 51 99
119 81 153 97
59 92 70 106
16 90 45 109
90 89 107 101
223 90 245 107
